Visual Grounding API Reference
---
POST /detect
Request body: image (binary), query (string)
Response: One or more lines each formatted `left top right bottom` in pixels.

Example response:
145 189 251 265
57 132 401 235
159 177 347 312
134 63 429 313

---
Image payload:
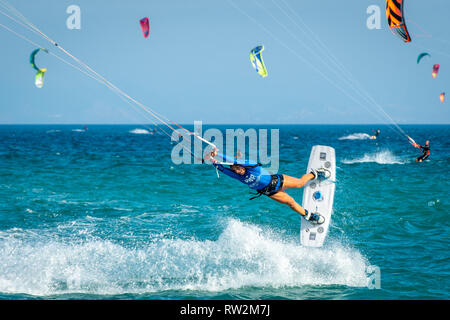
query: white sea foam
0 219 370 296
342 150 404 165
72 129 85 132
338 133 371 140
129 129 150 135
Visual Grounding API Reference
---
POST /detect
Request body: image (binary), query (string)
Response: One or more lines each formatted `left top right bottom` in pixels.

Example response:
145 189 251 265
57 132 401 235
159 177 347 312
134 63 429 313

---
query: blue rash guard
212 153 272 191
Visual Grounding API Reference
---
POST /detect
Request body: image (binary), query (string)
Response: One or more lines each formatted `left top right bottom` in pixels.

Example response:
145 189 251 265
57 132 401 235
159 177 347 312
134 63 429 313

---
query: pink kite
140 17 150 38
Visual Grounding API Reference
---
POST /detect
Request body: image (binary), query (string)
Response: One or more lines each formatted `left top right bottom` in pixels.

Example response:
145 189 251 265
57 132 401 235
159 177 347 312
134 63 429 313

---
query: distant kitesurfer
414 140 430 162
371 129 380 139
207 150 330 224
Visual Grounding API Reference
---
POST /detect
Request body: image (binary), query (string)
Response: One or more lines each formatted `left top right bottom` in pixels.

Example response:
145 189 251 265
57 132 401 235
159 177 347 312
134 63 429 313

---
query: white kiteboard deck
300 145 336 247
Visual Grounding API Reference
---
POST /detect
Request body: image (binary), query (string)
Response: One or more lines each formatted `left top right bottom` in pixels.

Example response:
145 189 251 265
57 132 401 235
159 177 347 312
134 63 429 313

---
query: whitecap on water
0 219 371 296
129 129 150 135
342 150 404 165
338 133 371 140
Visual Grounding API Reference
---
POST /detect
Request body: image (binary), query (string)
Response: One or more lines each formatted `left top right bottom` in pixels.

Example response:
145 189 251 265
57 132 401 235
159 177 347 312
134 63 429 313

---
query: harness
249 174 283 200
421 146 430 156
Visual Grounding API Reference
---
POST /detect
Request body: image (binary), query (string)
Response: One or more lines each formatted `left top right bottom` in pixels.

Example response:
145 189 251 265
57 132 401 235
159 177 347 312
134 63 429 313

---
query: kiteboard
300 145 336 247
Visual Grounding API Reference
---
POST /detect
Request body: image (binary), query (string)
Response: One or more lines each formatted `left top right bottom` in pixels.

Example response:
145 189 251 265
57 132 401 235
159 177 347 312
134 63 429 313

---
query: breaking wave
338 133 371 140
129 129 151 135
0 219 370 296
342 150 405 165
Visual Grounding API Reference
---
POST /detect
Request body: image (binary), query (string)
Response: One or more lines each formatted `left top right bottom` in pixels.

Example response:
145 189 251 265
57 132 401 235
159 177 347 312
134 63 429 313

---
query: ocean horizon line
0 123 449 126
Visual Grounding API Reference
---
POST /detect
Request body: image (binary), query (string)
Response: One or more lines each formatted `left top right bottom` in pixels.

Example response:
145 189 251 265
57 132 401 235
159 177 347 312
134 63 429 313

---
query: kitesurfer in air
371 129 380 139
414 140 430 162
207 150 330 224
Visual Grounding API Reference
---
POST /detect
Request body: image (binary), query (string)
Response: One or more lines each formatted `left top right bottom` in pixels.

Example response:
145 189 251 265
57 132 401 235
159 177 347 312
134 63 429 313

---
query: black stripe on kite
388 7 403 23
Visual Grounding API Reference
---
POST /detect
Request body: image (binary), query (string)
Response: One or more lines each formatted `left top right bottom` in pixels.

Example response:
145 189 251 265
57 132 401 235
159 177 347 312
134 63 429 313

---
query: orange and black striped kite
386 0 411 42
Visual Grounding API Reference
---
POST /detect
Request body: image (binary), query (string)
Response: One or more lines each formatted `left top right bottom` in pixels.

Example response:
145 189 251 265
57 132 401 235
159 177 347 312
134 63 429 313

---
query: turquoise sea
0 124 448 300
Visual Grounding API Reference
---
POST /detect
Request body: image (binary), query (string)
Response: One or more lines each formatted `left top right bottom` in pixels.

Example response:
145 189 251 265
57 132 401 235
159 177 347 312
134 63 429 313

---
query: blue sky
0 0 449 124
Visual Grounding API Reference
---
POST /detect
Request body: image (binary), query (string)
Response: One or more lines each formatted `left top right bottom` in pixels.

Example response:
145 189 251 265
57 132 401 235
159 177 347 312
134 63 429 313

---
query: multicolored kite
432 64 440 78
140 17 150 38
250 45 268 78
30 48 48 88
440 92 445 103
386 0 411 42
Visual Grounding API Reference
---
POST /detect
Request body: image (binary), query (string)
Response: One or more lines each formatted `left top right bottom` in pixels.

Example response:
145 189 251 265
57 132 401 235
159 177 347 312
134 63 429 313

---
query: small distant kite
432 64 440 78
386 0 411 43
140 17 150 38
440 92 445 103
250 45 268 78
30 48 48 88
417 52 430 64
